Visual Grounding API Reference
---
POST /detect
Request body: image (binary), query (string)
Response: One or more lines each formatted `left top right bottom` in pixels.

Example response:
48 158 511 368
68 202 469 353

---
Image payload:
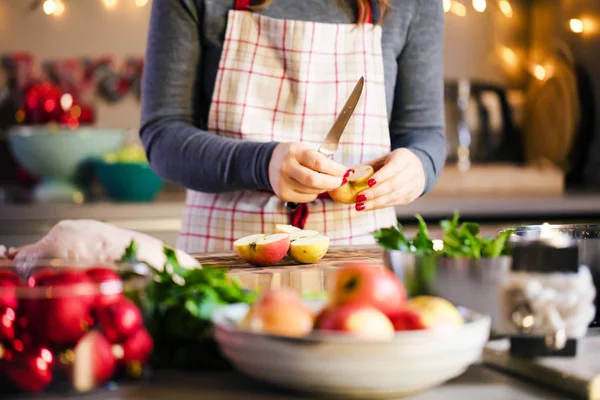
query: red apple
1 346 53 393
97 298 143 343
329 263 406 317
85 266 123 308
388 308 427 331
233 233 291 267
113 327 153 365
71 331 117 392
316 303 395 339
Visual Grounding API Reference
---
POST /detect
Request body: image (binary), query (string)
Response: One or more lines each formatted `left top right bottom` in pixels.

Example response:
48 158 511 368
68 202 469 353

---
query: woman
140 0 446 253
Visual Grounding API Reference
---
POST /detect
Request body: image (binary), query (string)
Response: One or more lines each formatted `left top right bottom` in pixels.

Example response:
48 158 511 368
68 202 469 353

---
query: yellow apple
288 235 330 264
390 296 463 331
275 224 302 234
316 304 395 339
233 233 290 267
238 288 314 337
327 164 374 204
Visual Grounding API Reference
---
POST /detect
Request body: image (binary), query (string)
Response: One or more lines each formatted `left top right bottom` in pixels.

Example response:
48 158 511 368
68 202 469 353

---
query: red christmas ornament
0 306 16 342
117 327 153 365
85 267 122 308
97 298 142 343
1 346 53 393
0 271 19 311
23 270 95 346
22 82 64 124
69 331 116 392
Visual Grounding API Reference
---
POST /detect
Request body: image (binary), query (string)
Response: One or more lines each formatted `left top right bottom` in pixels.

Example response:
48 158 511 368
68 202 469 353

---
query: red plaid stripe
177 8 396 254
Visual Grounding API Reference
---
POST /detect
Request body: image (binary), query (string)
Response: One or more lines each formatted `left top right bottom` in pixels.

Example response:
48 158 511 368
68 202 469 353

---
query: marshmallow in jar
501 232 596 357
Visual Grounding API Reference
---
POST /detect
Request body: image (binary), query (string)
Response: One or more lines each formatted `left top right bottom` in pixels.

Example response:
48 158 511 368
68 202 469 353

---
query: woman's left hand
355 148 426 211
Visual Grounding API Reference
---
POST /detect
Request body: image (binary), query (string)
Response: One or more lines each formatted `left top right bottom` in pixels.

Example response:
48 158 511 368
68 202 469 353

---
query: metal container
509 224 600 326
383 251 511 333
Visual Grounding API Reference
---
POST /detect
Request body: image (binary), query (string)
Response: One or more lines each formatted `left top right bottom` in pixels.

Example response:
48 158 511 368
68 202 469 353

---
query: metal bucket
383 251 511 333
509 224 600 326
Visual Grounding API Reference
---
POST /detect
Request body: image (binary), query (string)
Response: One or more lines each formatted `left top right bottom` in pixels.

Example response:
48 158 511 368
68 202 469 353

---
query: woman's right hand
268 142 348 203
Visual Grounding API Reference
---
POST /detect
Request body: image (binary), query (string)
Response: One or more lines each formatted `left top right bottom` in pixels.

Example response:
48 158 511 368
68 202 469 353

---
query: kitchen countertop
11 366 569 400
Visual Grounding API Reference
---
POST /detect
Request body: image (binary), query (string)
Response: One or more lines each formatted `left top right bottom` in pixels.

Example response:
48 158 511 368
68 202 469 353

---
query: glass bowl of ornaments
0 258 153 395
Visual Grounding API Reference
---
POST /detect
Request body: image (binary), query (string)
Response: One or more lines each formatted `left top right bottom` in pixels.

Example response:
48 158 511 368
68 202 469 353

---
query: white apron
177 0 397 254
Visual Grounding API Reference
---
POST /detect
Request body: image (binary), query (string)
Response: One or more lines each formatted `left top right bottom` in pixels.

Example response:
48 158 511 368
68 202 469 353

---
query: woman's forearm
140 119 277 193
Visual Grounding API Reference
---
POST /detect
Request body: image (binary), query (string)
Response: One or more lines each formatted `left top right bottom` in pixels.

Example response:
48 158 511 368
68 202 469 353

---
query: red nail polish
344 169 353 178
368 179 376 187
356 203 365 211
356 194 367 203
342 178 347 185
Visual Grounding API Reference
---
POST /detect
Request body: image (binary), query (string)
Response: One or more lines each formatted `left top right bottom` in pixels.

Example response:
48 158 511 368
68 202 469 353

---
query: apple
238 288 314 337
329 263 406 317
391 296 463 331
316 303 394 339
288 235 330 264
275 224 302 234
289 229 320 241
71 331 117 392
327 164 374 204
115 328 154 366
234 233 291 267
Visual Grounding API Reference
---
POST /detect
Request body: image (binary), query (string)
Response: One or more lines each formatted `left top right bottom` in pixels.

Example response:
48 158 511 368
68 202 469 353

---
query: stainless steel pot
383 251 511 333
509 224 600 326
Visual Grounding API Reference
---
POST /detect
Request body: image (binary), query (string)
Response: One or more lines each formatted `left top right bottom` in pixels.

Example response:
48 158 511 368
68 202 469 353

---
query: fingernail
342 178 347 185
355 203 365 211
368 179 376 187
356 194 367 202
344 169 353 178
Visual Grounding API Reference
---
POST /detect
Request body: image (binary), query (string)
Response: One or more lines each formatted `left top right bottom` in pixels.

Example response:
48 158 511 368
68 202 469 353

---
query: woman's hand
269 142 348 203
355 148 425 211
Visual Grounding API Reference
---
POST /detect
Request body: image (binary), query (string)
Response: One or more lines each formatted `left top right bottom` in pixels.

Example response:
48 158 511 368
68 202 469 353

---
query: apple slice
289 229 319 241
288 235 330 264
328 164 374 204
275 224 302 234
234 233 291 267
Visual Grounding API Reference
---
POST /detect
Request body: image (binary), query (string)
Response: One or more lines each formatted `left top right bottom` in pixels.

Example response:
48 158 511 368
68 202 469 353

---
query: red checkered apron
177 0 397 254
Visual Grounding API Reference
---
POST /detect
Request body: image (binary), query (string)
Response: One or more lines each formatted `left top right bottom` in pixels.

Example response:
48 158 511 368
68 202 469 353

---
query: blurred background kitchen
1 0 599 247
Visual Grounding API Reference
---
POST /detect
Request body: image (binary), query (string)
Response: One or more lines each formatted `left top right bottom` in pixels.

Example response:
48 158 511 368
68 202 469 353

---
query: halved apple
328 164 374 204
233 233 290 267
289 235 330 264
275 224 302 234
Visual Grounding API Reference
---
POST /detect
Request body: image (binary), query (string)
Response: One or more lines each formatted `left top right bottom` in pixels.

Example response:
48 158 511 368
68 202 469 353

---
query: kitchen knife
285 76 365 210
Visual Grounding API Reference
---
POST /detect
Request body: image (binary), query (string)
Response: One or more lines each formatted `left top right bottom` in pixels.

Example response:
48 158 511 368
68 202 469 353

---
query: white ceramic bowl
212 300 491 399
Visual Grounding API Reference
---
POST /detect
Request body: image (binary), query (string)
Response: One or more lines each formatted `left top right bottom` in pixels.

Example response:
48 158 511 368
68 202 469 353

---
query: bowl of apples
212 262 491 399
0 259 154 395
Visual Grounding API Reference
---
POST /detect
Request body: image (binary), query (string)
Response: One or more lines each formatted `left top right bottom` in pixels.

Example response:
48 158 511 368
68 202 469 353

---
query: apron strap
235 0 378 24
235 0 251 10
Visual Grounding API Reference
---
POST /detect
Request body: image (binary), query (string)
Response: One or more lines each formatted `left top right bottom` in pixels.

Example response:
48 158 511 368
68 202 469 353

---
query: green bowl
95 161 164 202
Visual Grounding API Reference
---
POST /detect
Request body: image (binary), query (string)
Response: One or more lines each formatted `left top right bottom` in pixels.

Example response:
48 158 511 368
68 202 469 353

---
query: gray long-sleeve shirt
140 0 446 195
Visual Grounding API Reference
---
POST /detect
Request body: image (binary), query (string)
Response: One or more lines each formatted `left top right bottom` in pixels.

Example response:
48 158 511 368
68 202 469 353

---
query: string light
53 0 65 16
443 0 452 13
532 64 546 81
135 0 148 6
570 18 584 33
498 0 513 18
500 46 518 67
42 0 56 15
450 1 467 17
473 0 486 12
103 0 118 9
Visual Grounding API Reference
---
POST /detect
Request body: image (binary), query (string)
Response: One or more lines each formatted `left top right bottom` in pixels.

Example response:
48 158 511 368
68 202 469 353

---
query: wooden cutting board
484 333 600 399
192 246 384 271
192 246 385 294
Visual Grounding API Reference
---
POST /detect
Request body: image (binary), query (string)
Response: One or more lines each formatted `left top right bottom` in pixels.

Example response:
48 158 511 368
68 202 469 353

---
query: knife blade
285 76 365 210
